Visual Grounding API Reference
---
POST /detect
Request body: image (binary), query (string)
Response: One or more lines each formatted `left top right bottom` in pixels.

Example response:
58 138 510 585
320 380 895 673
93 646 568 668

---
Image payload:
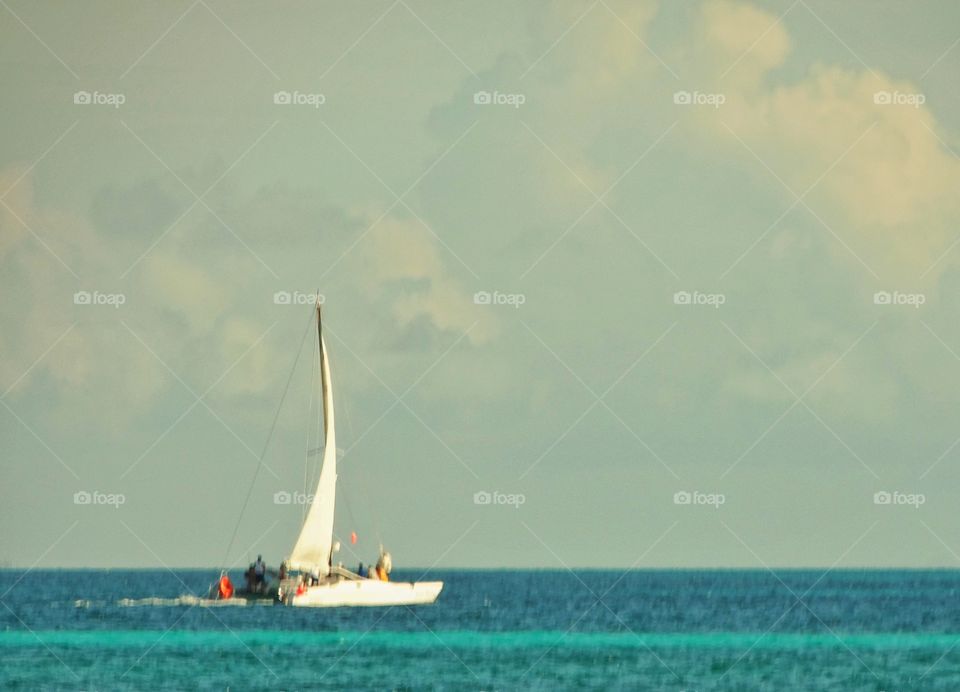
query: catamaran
215 301 442 607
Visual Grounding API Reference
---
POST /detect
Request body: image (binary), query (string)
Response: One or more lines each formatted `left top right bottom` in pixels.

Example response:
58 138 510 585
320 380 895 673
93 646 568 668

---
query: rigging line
338 349 382 547
220 307 316 572
341 372 355 439
330 343 362 538
338 474 359 542
358 455 383 549
360 427 384 547
353 400 383 547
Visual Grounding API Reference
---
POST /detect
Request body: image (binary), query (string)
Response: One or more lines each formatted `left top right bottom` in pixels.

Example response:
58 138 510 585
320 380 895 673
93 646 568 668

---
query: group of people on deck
355 561 390 581
217 550 390 599
230 556 287 595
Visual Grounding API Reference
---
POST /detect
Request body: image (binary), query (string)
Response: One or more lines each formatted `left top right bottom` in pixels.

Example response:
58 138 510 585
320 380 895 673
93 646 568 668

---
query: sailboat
258 302 444 607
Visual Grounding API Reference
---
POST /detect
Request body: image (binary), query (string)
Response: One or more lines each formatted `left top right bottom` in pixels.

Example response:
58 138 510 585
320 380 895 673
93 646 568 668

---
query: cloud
547 0 661 92
697 0 791 83
354 214 495 344
217 318 277 396
693 0 960 283
0 169 162 417
0 163 495 435
139 251 230 333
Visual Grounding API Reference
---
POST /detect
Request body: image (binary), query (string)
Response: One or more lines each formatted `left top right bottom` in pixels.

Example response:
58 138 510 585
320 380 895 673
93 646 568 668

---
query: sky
2 0 960 570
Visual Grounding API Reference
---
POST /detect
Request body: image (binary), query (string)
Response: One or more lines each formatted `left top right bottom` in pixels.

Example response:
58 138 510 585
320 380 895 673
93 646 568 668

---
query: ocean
2 569 960 689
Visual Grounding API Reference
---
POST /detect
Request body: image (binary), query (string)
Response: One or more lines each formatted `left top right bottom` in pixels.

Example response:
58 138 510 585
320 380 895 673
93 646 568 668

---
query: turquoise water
4 569 960 689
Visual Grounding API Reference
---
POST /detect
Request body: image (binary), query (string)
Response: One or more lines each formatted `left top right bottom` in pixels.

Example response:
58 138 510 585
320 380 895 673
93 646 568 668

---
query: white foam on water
116 595 251 607
73 599 107 608
72 594 277 608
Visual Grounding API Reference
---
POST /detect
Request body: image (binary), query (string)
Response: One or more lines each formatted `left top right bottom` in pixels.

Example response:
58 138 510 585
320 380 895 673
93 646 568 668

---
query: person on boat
375 552 391 582
328 541 341 571
254 555 266 591
277 561 287 581
357 562 365 578
218 573 234 600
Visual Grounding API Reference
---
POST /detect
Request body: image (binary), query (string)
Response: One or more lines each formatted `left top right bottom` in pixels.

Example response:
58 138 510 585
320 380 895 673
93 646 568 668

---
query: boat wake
74 596 273 608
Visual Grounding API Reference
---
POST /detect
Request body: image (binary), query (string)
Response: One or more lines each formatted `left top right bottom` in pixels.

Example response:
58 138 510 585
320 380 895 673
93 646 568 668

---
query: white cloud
139 251 231 333
353 215 496 344
0 165 496 432
693 0 960 282
0 169 165 427
697 0 791 83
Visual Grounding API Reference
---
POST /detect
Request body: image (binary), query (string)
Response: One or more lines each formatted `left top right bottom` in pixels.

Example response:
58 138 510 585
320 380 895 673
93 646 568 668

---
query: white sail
288 309 336 575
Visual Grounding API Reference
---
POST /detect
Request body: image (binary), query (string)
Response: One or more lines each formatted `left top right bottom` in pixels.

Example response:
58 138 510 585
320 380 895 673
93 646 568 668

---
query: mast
288 299 337 575
317 301 330 451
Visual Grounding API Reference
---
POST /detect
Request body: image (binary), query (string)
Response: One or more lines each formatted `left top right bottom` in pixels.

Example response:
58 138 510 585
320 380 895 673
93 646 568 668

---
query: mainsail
288 305 337 575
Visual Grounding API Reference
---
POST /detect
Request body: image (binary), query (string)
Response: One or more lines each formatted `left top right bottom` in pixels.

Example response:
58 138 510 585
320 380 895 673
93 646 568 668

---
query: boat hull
284 579 443 607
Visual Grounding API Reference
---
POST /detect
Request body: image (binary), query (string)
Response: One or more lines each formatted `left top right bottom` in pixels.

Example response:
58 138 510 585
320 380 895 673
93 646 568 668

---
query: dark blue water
3 569 960 689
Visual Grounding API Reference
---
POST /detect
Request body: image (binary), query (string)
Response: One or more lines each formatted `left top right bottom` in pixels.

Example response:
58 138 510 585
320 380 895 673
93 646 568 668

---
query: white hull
285 579 443 607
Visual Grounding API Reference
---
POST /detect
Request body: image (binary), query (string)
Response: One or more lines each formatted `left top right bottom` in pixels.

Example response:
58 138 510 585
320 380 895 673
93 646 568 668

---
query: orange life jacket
218 575 234 599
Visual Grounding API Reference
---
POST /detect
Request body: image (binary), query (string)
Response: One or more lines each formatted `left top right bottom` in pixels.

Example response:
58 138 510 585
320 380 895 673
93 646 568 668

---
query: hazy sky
2 1 960 570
